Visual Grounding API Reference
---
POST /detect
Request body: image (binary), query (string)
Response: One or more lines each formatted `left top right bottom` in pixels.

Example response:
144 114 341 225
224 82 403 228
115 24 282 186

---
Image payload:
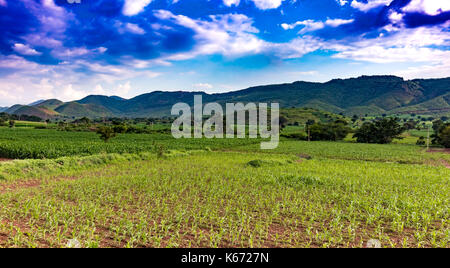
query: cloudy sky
0 0 449 106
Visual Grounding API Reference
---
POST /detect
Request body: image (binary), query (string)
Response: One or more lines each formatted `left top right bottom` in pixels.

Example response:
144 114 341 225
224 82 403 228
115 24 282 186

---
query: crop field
0 127 449 248
0 128 262 159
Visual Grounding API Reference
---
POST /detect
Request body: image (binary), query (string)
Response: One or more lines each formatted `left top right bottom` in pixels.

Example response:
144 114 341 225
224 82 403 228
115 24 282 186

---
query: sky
0 0 449 106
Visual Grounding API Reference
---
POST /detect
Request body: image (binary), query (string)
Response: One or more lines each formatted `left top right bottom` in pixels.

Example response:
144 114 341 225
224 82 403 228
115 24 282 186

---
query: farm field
0 127 449 248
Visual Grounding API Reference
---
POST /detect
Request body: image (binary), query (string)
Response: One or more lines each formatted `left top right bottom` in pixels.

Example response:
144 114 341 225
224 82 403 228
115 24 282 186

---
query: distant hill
5 105 26 114
54 102 114 118
3 76 450 119
0 107 7 113
28 100 46 106
34 99 64 110
12 106 58 120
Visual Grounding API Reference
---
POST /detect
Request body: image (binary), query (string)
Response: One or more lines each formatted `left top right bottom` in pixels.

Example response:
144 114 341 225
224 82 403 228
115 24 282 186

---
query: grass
0 151 448 248
0 126 449 248
236 140 450 164
0 127 262 159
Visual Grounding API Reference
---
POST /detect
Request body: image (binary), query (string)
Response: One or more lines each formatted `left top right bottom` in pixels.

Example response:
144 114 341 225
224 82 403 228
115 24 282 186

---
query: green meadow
0 126 448 248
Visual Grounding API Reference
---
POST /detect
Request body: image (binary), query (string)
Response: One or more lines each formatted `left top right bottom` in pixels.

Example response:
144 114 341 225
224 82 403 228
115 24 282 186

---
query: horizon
2 74 449 107
0 0 449 106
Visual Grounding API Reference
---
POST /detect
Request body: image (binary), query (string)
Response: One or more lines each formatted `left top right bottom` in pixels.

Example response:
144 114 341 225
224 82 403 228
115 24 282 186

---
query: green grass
0 127 261 159
237 140 450 164
0 151 448 248
0 127 449 248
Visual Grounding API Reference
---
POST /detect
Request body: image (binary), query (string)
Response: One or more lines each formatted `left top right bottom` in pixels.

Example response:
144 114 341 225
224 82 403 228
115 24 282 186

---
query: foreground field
0 151 448 248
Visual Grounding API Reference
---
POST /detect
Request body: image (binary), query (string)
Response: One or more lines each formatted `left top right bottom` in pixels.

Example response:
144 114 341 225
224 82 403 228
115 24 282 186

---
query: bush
281 132 307 140
96 126 117 142
353 118 404 144
434 124 450 148
309 120 351 141
416 136 426 146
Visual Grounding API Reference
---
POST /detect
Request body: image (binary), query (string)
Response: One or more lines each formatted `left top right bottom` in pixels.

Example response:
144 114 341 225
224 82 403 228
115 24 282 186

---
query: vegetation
0 151 447 248
354 118 404 144
2 76 450 119
97 126 117 143
0 107 449 248
308 120 351 141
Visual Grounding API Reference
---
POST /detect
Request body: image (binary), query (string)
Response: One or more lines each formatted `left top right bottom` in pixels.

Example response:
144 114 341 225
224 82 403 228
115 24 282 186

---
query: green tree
416 136 426 146
97 126 117 143
353 118 404 144
438 126 450 148
309 120 351 141
9 120 15 128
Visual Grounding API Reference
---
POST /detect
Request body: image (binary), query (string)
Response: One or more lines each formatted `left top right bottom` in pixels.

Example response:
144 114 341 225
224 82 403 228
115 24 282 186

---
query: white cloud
281 18 354 34
223 0 240 7
123 0 153 16
350 0 393 12
115 21 146 35
0 55 161 106
12 43 42 56
251 0 284 10
402 0 450 15
331 25 450 63
193 83 214 91
154 10 323 61
125 23 146 35
0 0 7 7
223 0 284 10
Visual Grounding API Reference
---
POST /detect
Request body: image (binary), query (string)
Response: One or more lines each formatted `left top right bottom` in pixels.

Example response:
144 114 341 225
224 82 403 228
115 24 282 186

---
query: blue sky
0 0 449 106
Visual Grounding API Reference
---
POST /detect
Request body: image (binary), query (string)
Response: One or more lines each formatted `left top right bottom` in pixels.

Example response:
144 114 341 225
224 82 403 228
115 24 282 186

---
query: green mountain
10 106 58 120
54 102 114 118
3 75 450 119
35 99 64 110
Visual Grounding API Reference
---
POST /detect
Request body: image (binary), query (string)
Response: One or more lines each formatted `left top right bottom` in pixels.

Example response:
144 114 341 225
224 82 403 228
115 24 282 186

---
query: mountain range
2 75 450 119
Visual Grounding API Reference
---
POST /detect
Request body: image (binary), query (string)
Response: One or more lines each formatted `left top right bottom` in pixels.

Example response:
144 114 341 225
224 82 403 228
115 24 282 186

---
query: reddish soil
0 158 13 162
427 148 450 154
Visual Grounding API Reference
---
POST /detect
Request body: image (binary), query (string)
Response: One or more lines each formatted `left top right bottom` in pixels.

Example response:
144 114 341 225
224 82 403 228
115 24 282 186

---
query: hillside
12 106 58 120
35 99 64 110
54 102 114 118
2 75 449 119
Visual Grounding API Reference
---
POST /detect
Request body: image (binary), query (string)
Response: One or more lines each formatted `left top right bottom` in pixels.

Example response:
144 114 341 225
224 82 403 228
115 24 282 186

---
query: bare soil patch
427 148 450 154
0 158 13 162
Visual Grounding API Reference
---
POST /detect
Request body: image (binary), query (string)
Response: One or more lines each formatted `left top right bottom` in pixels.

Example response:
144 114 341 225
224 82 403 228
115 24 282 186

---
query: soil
427 148 450 154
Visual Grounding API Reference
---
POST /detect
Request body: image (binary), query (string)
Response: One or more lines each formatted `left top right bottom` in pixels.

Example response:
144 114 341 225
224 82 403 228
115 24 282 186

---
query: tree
353 118 404 144
432 122 450 148
0 118 6 126
438 126 450 148
97 126 117 142
416 136 426 146
309 120 351 141
403 120 417 130
279 115 289 130
9 120 15 128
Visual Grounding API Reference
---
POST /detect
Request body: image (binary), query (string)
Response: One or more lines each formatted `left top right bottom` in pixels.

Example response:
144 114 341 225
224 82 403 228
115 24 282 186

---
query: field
0 126 449 248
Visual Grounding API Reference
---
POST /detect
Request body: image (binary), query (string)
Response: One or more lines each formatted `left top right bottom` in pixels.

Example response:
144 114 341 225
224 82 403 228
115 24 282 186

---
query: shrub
96 126 117 142
353 118 404 144
416 136 426 146
434 125 450 148
309 120 351 141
